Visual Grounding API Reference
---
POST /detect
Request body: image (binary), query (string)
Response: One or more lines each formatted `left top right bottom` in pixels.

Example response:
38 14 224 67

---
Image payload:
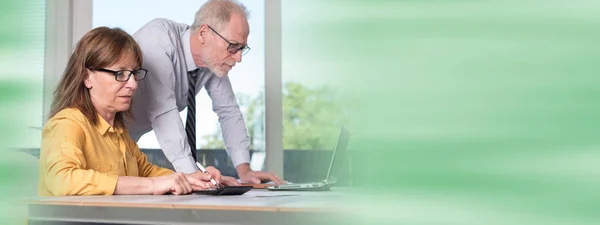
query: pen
195 162 219 188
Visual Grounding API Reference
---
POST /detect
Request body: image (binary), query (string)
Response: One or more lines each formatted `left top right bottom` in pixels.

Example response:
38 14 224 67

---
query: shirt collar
95 114 124 135
181 28 199 73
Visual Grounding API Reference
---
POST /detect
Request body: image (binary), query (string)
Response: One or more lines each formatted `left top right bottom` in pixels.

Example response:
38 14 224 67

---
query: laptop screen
325 127 350 182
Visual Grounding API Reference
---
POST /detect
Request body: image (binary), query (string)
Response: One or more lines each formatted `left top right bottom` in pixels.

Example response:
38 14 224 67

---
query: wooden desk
27 189 350 225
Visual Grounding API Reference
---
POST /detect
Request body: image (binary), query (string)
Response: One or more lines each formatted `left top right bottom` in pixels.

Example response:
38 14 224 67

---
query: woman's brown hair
49 27 142 129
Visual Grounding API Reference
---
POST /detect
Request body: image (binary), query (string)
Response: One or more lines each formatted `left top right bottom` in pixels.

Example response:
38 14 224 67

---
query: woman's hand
150 172 199 195
185 166 222 189
151 170 224 195
221 176 242 186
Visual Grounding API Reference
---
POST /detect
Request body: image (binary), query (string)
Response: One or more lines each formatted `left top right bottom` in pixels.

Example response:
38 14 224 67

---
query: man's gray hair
191 0 250 32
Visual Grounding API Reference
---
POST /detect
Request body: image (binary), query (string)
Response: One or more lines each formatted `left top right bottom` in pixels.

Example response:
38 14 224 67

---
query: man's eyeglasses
208 25 250 56
89 67 148 82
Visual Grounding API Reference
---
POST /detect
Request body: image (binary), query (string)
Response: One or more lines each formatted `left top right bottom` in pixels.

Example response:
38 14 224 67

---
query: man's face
200 12 249 77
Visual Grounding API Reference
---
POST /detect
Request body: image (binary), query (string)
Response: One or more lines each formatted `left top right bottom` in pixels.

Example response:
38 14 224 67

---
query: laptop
267 127 350 191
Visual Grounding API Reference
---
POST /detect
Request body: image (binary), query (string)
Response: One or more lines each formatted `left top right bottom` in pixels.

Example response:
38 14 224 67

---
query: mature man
127 0 284 184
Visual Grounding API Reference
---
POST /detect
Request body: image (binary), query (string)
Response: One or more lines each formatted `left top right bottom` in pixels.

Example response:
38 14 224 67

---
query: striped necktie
185 68 200 162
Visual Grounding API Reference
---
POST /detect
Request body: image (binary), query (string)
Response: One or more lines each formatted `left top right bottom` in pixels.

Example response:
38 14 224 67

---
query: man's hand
236 163 286 185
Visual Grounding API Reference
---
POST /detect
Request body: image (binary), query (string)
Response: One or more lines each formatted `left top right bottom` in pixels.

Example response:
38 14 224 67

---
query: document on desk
238 191 298 197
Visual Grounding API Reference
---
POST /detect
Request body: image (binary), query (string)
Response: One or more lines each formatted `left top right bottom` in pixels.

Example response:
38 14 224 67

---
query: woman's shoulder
51 108 87 122
42 108 91 142
45 108 90 131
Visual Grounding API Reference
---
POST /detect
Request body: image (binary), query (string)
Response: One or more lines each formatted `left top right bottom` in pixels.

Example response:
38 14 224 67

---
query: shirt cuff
171 156 199 174
97 173 119 195
230 150 250 169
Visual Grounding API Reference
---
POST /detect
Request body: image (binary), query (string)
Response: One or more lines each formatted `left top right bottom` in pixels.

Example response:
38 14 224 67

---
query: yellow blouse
38 108 174 196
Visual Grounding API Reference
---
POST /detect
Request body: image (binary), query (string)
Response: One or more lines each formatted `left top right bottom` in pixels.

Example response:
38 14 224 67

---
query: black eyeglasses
89 67 148 82
208 25 250 56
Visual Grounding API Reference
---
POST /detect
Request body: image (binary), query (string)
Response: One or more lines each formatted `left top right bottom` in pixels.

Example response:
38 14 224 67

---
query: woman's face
84 56 139 116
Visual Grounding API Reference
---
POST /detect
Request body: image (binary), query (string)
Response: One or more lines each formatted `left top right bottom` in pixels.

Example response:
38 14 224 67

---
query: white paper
239 191 299 197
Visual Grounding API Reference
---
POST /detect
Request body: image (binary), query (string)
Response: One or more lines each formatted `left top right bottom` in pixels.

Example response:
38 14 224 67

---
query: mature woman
38 27 226 196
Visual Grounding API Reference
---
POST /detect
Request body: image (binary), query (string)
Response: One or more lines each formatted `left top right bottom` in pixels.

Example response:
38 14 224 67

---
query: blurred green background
283 0 600 224
0 0 44 224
